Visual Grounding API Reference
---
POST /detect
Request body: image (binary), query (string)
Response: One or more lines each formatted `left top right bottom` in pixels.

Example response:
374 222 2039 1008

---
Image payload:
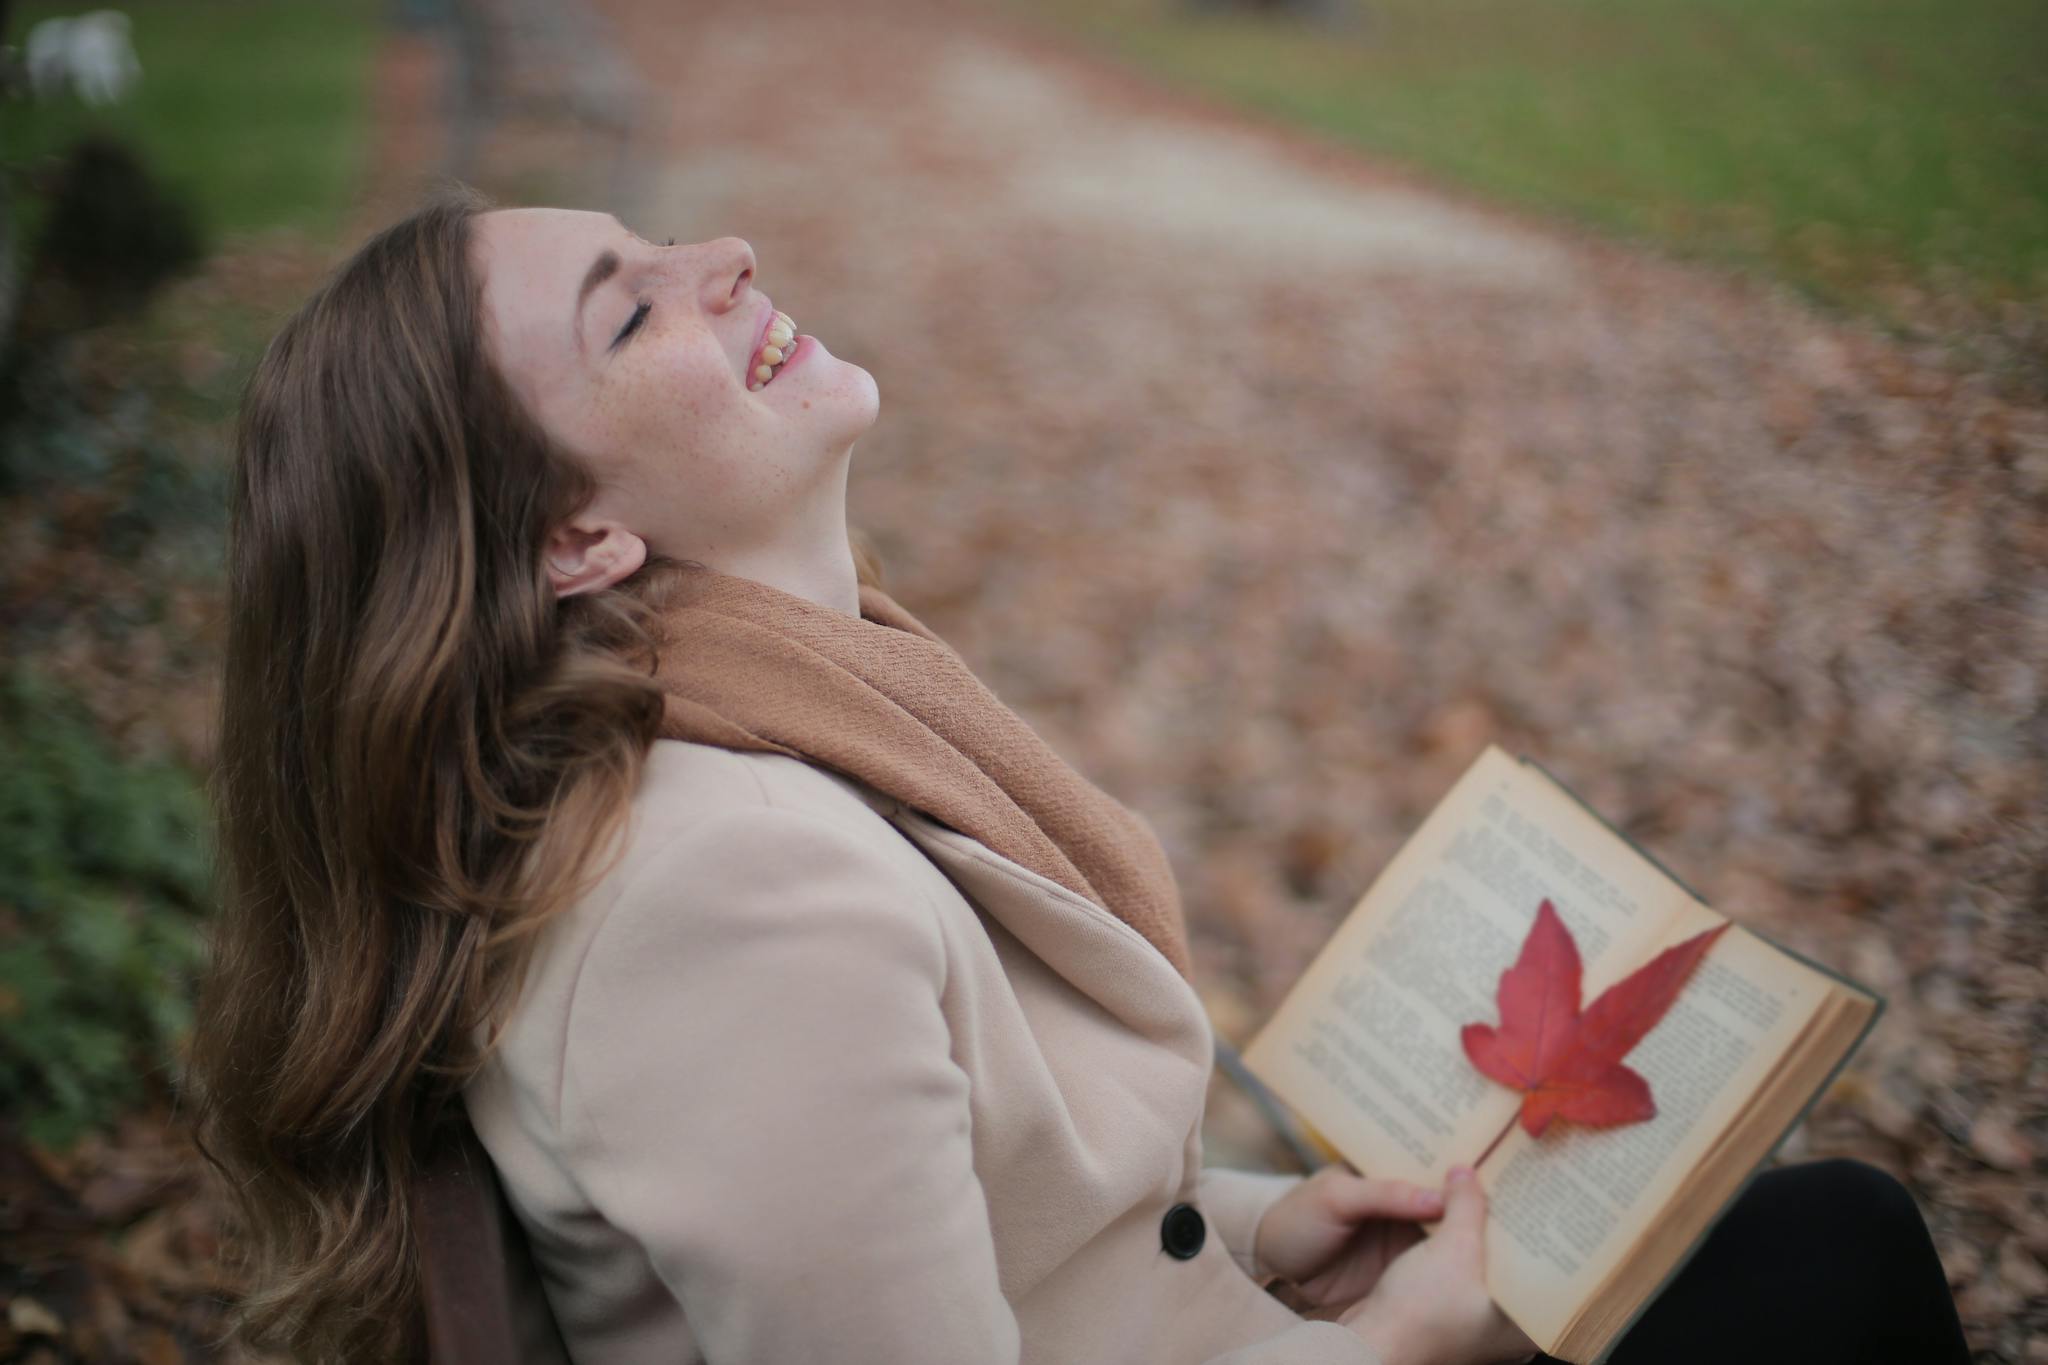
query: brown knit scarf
645 563 1195 984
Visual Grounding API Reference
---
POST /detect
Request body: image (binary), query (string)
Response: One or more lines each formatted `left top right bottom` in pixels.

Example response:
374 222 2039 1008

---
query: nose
696 236 755 312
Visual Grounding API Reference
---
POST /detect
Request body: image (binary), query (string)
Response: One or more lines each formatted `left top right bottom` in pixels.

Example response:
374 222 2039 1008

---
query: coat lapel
823 761 1213 1067
812 764 1221 1297
887 804 1214 1073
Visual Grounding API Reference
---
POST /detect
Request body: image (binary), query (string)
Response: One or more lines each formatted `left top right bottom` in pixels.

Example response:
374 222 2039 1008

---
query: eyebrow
573 248 622 353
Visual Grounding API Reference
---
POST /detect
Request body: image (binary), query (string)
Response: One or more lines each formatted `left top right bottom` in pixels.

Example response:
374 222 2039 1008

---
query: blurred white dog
25 10 141 107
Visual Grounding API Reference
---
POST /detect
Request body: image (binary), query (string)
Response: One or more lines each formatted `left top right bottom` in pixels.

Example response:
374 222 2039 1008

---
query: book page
1477 904 1831 1348
1241 746 1687 1187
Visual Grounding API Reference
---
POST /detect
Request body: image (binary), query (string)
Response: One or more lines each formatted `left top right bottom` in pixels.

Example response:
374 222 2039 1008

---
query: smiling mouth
749 310 798 390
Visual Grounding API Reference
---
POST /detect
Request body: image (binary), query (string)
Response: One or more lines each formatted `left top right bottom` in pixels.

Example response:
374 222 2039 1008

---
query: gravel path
562 0 2047 1353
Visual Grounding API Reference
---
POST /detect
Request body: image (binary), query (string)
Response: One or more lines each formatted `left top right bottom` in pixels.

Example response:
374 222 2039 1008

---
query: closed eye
611 301 650 351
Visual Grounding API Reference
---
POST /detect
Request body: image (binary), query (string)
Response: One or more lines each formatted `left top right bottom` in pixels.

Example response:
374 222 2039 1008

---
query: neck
703 539 860 617
692 451 860 616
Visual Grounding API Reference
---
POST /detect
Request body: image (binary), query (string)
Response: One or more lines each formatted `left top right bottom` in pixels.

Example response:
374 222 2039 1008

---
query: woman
186 186 1971 1365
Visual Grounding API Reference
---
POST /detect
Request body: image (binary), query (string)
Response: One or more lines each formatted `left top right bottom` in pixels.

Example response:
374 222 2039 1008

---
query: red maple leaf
1461 899 1731 1137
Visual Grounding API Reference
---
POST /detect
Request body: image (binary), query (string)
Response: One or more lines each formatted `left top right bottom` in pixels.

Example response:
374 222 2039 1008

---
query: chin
812 351 881 442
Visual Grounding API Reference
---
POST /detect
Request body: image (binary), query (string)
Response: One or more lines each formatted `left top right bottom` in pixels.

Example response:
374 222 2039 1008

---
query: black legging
1538 1157 1972 1364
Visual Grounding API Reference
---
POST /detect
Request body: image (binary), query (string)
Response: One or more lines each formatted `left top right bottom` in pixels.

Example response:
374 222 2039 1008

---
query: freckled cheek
617 388 757 495
592 370 720 451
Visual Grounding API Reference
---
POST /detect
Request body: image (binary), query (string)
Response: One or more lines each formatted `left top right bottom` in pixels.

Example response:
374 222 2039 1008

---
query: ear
544 519 648 598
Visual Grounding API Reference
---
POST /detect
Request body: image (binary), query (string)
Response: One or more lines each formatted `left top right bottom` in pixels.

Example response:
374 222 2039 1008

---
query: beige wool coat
463 737 1385 1364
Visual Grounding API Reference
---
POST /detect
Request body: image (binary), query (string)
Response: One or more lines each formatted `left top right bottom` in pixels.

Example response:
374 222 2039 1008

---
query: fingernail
1450 1165 1473 1182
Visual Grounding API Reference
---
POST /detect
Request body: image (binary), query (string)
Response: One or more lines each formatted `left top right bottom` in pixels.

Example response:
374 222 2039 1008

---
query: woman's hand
1252 1164 1448 1316
1337 1166 1542 1365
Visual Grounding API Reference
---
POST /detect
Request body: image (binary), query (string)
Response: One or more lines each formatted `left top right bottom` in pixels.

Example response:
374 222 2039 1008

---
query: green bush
0 663 213 1150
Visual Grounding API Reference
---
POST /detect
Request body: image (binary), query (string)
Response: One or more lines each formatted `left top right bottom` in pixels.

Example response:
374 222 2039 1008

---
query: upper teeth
751 311 797 390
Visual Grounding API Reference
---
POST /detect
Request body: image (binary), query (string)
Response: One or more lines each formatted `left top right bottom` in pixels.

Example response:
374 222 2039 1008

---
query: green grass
3 0 381 247
1013 0 2048 324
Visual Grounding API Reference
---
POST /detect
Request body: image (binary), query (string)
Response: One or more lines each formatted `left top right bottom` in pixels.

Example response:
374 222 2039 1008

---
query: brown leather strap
411 1115 524 1363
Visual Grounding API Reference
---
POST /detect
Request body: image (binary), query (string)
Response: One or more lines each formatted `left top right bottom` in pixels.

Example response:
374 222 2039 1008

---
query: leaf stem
1473 1116 1516 1172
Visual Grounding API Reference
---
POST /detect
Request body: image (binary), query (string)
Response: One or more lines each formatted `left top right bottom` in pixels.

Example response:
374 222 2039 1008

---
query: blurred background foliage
0 666 212 1152
1 5 378 1354
2 0 377 1195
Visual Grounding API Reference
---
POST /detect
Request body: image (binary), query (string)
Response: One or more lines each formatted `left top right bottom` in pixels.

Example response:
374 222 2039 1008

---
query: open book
1239 745 1883 1365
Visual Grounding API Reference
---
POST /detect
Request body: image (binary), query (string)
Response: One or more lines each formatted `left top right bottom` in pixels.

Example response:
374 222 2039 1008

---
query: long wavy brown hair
185 182 885 1361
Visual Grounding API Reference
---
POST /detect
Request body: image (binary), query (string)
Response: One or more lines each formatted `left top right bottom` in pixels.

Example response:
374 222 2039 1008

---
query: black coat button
1160 1202 1206 1259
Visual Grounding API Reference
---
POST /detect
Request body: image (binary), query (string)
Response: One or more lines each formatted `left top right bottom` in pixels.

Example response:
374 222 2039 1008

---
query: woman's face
471 207 878 591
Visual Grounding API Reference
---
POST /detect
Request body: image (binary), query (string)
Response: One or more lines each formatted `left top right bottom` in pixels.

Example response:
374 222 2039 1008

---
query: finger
1333 1176 1445 1220
1441 1164 1488 1242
